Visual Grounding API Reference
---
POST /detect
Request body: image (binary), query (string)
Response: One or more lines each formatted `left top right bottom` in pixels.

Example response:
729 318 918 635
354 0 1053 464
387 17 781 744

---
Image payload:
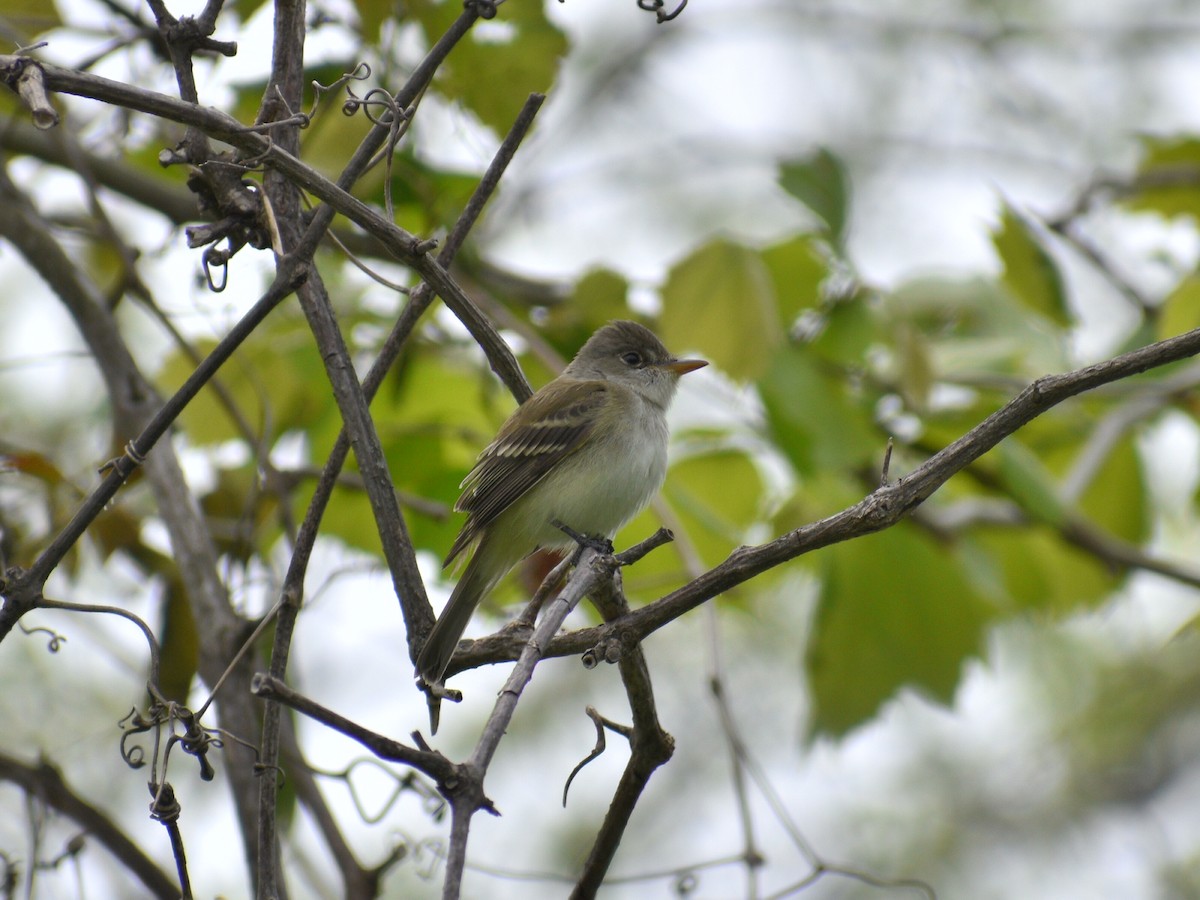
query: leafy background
3 0 1200 897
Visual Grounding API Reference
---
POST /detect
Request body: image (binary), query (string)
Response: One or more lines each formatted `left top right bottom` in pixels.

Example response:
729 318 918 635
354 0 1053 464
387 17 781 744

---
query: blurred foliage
0 0 60 43
779 148 850 247
2 2 1200 898
399 0 567 135
126 116 1186 739
1123 136 1200 222
5 118 1192 746
995 205 1071 328
809 523 995 734
0 0 1196 757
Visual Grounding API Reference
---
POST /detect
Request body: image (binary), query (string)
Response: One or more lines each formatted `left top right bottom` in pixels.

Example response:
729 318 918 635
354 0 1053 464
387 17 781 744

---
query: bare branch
250 675 460 783
0 751 179 898
0 117 199 222
436 547 623 897
252 80 543 900
5 57 59 128
3 53 530 402
571 549 674 899
441 324 1200 673
0 158 297 884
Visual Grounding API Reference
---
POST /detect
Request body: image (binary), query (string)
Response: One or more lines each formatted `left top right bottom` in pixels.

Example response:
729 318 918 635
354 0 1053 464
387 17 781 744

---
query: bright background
4 0 1200 898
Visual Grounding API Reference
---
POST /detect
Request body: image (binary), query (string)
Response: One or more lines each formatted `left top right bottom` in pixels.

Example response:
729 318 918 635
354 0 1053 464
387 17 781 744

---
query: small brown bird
416 320 706 685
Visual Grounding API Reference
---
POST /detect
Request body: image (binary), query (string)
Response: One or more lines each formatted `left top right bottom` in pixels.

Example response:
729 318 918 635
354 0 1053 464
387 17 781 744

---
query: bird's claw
551 519 614 558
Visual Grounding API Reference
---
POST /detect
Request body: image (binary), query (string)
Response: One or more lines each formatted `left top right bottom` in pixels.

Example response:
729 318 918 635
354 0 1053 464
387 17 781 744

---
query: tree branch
0 752 179 898
0 160 300 888
0 53 530 403
571 546 675 899
441 324 1200 673
609 324 1200 640
250 675 461 783
435 547 618 897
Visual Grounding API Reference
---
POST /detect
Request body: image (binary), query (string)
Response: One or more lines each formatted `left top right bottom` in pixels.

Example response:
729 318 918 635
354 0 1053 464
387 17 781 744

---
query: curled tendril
202 243 231 292
637 0 687 22
173 708 218 782
337 85 415 222
18 621 65 652
424 787 447 822
123 743 147 768
199 726 261 775
563 707 633 807
210 145 272 174
237 113 310 133
415 837 448 880
311 61 371 118
308 758 441 824
148 781 182 824
343 86 408 129
119 707 159 770
253 761 287 785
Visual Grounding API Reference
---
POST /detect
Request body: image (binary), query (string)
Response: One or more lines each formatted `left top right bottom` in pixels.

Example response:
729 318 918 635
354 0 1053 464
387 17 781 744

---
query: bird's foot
551 520 614 560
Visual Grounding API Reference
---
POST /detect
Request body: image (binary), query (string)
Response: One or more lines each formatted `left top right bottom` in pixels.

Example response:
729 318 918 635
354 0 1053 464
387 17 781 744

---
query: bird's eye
621 351 643 367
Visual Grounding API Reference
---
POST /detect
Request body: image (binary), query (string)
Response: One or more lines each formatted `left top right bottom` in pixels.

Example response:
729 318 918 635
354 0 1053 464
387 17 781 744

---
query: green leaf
779 148 850 243
368 345 509 555
663 449 762 569
760 234 829 330
90 505 144 562
300 99 377 180
1122 136 1200 221
544 269 632 339
660 240 783 381
1158 275 1200 341
807 524 992 736
389 430 470 554
771 469 862 532
354 0 397 42
0 0 62 39
758 343 878 476
967 527 1120 615
806 292 880 365
893 322 935 412
995 440 1067 526
232 0 270 24
200 467 280 563
403 0 567 135
364 149 482 236
993 205 1070 328
155 314 339 447
1075 435 1148 546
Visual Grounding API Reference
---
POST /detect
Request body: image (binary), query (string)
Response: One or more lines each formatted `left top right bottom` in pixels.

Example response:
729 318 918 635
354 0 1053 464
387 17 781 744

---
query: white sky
6 0 1200 897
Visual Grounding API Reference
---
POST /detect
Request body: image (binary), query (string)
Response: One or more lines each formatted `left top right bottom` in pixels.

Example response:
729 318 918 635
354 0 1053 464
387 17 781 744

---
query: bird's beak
663 357 708 376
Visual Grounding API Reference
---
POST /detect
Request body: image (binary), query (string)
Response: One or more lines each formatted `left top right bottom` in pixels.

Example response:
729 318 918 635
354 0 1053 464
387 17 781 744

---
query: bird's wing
443 380 610 566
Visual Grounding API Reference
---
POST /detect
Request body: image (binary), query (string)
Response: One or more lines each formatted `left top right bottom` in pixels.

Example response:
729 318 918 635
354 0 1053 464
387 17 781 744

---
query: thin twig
445 323 1200 672
7 54 532 400
250 675 459 780
0 752 179 898
570 551 674 899
438 548 623 897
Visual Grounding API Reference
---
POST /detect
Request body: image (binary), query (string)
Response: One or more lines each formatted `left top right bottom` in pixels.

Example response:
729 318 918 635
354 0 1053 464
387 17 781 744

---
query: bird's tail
416 538 509 685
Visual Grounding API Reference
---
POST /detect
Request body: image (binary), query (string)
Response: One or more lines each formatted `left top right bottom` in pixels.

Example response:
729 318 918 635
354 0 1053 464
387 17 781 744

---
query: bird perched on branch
416 320 706 688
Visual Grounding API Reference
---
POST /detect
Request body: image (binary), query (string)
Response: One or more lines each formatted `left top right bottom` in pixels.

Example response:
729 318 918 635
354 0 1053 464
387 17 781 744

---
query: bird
415 320 706 688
